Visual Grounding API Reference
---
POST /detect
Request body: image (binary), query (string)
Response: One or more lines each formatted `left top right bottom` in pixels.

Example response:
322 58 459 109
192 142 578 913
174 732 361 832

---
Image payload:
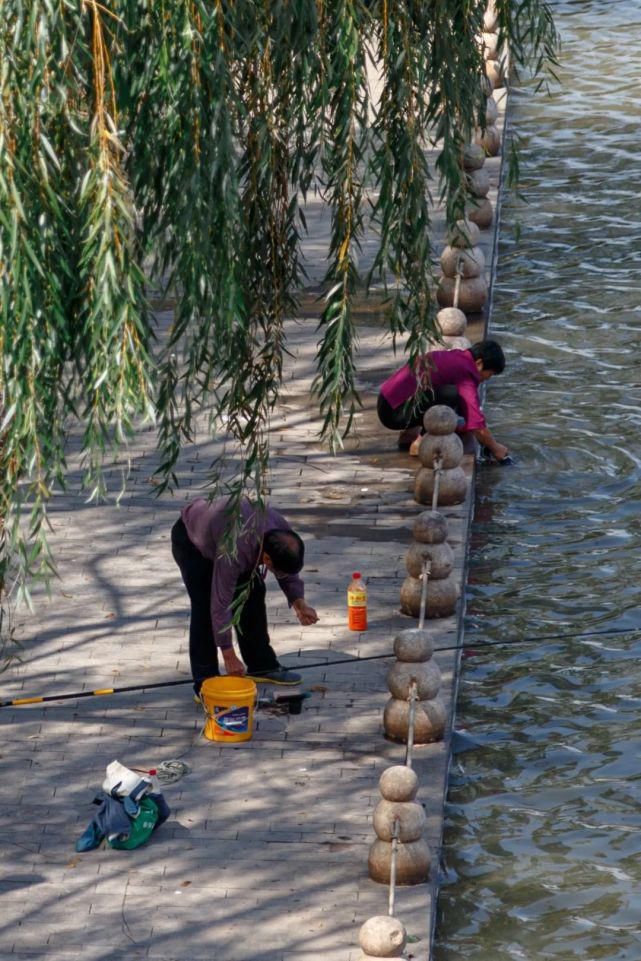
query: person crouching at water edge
377 340 510 462
171 497 319 695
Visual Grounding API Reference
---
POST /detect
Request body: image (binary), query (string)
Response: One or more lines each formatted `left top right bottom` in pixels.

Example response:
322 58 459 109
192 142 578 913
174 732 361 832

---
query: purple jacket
181 498 305 649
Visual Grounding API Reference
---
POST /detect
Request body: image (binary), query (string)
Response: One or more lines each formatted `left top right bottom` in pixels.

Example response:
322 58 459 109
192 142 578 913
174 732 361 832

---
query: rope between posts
383 678 418 918
404 679 419 769
453 253 465 309
418 560 430 631
388 817 400 917
1 627 640 708
431 454 443 513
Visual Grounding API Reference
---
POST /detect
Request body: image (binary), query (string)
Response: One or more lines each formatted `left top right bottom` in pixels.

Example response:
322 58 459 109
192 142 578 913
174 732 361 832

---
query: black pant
171 518 280 689
377 385 461 431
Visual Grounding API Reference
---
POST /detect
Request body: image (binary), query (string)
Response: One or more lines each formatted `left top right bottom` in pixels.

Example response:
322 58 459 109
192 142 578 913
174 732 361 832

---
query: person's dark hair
470 339 505 374
263 529 305 575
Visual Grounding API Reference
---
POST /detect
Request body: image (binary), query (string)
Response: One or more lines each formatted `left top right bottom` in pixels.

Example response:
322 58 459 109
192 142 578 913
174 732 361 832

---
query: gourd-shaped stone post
383 626 447 745
435 220 477 339
437 203 488 314
462 137 494 233
358 914 408 961
436 311 471 351
475 91 501 158
414 406 467 509
400 507 459 620
433 304 471 351
368 764 432 885
482 1 506 91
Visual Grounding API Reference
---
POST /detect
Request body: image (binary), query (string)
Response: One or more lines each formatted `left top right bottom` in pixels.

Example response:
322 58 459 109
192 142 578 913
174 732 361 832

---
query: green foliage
0 0 558 639
0 1 154 617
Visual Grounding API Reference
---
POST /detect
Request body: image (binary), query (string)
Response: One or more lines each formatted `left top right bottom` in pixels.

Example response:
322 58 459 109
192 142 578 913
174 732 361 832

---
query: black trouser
171 518 280 689
377 385 461 431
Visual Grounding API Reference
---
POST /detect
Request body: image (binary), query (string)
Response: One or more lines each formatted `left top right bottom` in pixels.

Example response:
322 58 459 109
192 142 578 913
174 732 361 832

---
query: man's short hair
470 339 505 374
263 529 305 575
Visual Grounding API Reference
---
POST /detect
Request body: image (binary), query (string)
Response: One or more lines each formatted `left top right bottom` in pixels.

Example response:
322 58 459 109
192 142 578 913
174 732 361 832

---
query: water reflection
434 1 641 958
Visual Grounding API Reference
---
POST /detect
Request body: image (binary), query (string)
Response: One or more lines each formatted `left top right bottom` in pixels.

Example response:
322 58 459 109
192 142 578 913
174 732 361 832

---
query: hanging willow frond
0 1 154 614
312 0 370 450
0 0 559 642
495 0 560 88
368 0 436 366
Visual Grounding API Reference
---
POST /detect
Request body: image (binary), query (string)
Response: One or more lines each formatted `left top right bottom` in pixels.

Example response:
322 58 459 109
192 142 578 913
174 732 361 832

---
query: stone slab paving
1 93 506 961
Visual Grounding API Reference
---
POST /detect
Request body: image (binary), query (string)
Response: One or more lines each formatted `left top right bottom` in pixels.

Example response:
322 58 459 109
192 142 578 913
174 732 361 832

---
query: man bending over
172 497 319 694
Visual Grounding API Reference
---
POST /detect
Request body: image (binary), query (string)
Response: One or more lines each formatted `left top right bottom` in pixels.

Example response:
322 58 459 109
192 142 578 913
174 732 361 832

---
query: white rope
155 759 191 785
453 253 465 309
431 454 443 512
418 559 430 630
388 817 400 917
404 679 419 768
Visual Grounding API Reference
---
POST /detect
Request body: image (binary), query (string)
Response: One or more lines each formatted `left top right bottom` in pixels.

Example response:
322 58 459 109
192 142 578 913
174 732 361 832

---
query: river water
434 2 641 959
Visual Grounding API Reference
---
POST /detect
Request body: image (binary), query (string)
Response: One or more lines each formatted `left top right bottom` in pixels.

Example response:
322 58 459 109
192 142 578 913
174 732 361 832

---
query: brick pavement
0 93 506 961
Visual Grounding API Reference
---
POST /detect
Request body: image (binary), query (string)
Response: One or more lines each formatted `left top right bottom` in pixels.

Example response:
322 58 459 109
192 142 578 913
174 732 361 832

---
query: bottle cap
352 572 361 579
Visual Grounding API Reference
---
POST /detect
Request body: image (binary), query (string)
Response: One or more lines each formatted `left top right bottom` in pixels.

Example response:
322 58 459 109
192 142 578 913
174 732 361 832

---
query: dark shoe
398 427 421 449
246 668 302 686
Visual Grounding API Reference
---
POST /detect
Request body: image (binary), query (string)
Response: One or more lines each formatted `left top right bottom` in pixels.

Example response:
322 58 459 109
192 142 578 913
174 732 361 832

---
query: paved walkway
1 94 506 961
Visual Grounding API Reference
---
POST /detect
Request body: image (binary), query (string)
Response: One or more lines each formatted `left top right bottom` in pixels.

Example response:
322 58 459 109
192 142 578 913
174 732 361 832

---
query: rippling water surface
434 2 641 959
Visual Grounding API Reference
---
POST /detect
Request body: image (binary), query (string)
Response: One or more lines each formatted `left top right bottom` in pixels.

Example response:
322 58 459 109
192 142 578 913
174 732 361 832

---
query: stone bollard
358 914 408 959
440 242 486 280
474 90 501 158
435 219 481 332
475 121 501 158
476 5 503 156
414 406 467 509
403 410 463 621
400 511 459 620
383 629 447 744
437 152 489 313
448 216 481 248
485 94 499 126
474 89 502 159
484 0 498 31
452 125 498 231
481 0 506 90
466 194 494 231
368 764 432 884
485 54 506 90
433 305 471 351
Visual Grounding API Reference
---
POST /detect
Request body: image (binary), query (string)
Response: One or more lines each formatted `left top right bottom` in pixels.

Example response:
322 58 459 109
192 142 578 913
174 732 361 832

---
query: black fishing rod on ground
1 626 639 709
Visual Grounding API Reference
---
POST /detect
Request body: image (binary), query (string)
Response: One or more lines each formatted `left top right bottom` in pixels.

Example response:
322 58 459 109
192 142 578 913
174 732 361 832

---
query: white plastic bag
103 760 151 801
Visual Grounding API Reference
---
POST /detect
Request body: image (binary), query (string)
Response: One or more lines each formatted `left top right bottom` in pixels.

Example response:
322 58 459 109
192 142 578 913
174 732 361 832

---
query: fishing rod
1 625 639 709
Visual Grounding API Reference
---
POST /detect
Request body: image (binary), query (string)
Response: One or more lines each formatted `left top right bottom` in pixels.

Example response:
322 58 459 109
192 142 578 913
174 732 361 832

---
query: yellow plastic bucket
200 676 257 743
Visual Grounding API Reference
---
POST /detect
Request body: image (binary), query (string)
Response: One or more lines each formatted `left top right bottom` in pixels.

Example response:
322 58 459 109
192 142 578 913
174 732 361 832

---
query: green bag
109 797 159 850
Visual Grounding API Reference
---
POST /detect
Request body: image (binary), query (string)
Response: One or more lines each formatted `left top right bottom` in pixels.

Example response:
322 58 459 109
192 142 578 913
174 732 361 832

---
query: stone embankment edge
426 82 513 957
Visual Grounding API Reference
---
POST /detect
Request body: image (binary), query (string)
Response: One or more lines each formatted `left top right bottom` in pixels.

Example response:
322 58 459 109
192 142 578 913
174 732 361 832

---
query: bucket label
214 705 250 734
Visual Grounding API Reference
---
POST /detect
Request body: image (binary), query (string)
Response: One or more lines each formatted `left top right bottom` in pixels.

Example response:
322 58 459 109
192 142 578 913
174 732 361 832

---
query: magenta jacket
379 348 486 431
181 498 305 649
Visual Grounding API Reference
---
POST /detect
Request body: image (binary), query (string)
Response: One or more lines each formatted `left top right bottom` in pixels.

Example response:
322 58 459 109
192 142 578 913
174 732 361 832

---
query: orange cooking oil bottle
347 572 368 631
